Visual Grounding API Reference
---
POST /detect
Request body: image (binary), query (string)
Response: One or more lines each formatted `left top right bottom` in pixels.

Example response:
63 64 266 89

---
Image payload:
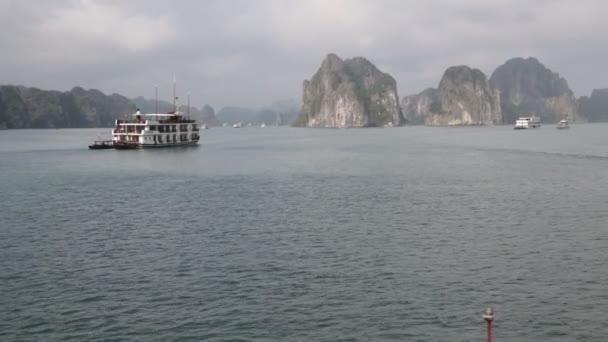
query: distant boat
514 115 541 129
233 122 242 128
556 119 570 129
261 122 266 128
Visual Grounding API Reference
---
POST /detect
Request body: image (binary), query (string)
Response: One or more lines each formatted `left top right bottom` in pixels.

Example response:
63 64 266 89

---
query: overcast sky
1 0 607 108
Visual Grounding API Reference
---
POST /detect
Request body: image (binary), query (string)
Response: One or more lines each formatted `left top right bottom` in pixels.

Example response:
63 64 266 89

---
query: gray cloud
1 0 607 108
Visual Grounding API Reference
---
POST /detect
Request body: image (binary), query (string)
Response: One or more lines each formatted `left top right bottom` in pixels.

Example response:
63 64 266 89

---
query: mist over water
1 125 608 341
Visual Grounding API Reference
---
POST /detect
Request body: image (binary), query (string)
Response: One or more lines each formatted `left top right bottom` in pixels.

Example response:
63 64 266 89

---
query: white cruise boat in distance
556 119 570 129
514 115 541 129
112 110 200 149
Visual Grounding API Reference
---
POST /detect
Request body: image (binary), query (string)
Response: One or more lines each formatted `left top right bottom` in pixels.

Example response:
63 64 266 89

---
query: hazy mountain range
0 86 299 129
1 55 607 129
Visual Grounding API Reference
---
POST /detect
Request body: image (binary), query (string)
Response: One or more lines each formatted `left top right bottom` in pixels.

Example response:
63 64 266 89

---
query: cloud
40 0 175 53
1 0 608 107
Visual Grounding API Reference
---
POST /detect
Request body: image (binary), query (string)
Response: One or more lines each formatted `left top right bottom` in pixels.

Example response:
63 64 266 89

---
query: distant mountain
269 98 300 113
217 104 297 126
489 57 582 124
0 83 296 129
402 65 501 125
132 96 174 114
579 88 608 122
131 96 221 126
216 106 258 125
199 105 221 126
294 53 404 127
0 85 135 129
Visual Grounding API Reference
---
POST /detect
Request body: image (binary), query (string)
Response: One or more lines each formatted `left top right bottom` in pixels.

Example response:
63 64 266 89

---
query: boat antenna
155 84 158 120
173 74 177 113
187 92 190 119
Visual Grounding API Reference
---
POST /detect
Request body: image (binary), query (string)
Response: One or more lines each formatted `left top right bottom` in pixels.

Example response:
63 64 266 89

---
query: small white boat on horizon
233 122 243 128
556 119 570 129
514 115 541 129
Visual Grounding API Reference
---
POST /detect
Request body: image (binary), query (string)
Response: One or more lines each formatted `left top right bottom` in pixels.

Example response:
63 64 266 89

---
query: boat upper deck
116 113 196 125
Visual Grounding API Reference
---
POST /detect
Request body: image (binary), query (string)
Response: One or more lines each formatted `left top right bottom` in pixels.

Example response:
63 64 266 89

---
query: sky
1 0 607 108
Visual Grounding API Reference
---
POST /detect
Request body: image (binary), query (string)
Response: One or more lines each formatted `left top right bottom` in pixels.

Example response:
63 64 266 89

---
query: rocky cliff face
295 54 404 127
402 66 501 125
579 88 608 122
489 57 581 124
0 85 135 128
199 105 221 126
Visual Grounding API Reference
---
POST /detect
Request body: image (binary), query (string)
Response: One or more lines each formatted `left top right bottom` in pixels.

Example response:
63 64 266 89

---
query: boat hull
139 141 199 148
88 140 114 149
88 145 114 150
113 140 199 149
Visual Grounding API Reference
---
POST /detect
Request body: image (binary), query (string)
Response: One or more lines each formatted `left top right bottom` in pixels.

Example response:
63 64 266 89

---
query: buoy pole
483 307 494 342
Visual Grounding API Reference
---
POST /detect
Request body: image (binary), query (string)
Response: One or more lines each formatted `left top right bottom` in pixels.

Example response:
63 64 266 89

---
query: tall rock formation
199 104 221 126
489 57 581 124
579 88 608 122
401 66 501 125
295 54 404 127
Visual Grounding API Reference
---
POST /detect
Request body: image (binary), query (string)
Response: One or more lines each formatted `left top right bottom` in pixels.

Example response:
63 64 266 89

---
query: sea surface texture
1 125 607 341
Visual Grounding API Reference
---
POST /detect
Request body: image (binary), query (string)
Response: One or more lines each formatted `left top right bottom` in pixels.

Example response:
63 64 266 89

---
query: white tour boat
556 119 570 129
112 110 200 149
514 115 541 129
112 80 200 149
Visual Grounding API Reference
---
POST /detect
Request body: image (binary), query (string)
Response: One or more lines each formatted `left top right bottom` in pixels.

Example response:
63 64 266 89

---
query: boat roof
143 113 183 117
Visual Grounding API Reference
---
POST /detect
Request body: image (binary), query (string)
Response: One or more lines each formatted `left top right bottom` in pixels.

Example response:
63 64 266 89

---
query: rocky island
294 54 404 127
579 88 608 122
402 57 590 125
402 66 501 125
489 57 581 124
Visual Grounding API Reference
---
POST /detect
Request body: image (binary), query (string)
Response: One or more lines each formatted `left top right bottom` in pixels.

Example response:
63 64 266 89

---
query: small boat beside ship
88 139 114 150
514 115 541 129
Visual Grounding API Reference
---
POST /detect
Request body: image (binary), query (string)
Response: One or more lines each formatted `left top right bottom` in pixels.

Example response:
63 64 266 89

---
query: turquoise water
1 125 608 341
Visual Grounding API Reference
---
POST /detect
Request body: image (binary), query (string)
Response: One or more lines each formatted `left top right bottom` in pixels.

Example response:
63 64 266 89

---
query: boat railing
116 119 144 124
113 128 143 134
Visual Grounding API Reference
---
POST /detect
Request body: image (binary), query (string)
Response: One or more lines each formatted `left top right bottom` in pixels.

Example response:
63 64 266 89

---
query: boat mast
187 92 190 119
155 85 158 120
173 75 177 113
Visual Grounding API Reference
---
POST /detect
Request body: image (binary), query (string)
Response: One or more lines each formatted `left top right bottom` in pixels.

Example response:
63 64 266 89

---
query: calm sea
1 125 607 341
